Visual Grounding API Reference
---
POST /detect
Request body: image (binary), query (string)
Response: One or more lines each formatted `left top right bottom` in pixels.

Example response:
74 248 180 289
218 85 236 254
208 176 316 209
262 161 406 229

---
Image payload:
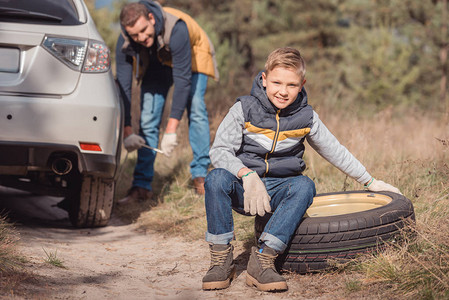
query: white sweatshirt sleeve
306 111 372 185
209 102 247 177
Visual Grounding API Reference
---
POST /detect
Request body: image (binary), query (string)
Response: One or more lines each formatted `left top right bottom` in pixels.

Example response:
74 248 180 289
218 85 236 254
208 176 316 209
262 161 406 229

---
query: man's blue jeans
133 73 211 191
204 168 316 253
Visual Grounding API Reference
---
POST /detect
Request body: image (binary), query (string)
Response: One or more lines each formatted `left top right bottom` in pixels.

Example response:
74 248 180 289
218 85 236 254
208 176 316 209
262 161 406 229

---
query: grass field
1 105 447 298
115 106 449 299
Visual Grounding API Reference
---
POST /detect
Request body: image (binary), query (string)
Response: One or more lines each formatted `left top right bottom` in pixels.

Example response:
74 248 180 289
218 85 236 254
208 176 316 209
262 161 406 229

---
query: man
116 0 219 202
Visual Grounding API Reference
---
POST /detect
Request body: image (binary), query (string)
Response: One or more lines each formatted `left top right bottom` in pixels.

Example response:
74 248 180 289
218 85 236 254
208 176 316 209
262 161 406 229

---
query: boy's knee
292 176 316 198
205 168 234 191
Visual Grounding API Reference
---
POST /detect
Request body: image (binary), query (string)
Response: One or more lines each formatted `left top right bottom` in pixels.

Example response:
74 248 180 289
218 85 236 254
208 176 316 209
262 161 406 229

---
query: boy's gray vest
237 89 314 178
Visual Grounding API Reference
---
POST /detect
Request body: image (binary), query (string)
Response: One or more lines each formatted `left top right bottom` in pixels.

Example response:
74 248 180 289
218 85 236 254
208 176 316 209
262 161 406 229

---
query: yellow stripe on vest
245 122 311 141
244 122 276 140
278 128 311 141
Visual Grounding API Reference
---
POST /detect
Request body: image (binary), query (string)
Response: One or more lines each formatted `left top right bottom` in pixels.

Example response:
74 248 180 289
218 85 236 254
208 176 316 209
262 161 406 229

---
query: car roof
0 0 82 25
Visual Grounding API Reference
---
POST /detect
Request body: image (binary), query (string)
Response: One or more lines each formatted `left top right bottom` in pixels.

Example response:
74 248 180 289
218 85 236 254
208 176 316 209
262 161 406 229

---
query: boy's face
125 13 156 48
262 67 305 110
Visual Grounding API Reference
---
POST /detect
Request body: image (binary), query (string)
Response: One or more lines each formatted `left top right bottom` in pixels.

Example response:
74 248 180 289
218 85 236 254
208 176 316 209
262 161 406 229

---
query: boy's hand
366 178 402 195
242 171 271 216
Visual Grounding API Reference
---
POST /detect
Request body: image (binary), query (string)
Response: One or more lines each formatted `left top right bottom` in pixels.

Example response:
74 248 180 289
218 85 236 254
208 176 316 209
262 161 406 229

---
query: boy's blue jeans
204 168 316 253
132 73 211 191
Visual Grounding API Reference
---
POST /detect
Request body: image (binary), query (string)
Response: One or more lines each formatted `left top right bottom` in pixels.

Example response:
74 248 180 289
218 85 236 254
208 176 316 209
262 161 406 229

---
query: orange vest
122 3 219 83
160 6 219 81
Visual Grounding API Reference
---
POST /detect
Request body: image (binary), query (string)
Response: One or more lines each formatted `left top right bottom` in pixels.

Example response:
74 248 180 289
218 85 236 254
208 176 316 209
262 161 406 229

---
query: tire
254 191 415 274
68 175 115 228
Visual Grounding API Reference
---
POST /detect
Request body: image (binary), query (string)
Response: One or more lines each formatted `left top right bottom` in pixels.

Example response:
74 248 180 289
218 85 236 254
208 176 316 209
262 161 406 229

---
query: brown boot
193 177 205 195
116 186 153 206
246 246 288 292
202 244 236 290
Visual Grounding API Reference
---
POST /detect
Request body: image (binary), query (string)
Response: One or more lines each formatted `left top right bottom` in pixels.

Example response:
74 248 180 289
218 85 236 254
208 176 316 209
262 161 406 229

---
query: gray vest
237 88 314 177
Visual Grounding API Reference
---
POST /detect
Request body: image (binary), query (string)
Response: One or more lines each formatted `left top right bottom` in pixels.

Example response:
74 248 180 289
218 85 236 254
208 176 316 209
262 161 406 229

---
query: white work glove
161 133 178 157
366 178 402 195
123 134 146 152
242 171 271 216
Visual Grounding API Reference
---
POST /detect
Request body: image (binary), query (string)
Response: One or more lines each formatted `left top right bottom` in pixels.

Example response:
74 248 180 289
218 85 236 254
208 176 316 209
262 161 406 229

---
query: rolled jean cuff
259 232 287 253
205 231 234 245
191 173 207 180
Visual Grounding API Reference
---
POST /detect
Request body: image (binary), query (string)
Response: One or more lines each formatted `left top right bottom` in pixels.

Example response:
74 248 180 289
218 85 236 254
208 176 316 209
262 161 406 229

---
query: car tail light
42 36 110 73
79 142 102 152
82 40 110 73
42 36 87 71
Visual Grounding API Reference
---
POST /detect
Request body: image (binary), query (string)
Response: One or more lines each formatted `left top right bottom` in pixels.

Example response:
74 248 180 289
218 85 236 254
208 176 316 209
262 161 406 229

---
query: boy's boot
202 244 236 290
246 246 288 292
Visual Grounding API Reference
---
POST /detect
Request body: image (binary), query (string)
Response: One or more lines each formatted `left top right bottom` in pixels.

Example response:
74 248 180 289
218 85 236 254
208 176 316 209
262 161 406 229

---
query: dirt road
0 186 358 300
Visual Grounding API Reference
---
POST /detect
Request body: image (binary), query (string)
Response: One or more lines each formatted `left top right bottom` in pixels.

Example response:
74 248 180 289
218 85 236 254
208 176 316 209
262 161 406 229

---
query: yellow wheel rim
304 192 392 217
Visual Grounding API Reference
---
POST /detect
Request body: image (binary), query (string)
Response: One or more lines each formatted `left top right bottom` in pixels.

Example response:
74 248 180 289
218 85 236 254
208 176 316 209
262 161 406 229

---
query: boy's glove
242 171 271 216
366 178 402 195
161 133 178 157
123 134 146 152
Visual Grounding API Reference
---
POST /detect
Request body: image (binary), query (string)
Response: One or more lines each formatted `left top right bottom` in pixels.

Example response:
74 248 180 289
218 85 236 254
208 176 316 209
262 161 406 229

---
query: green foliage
85 0 121 63
43 248 66 269
85 0 448 111
341 26 420 109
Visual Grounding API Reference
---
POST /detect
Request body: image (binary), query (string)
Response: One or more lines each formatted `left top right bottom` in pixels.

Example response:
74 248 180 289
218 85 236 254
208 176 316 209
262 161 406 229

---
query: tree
85 0 121 66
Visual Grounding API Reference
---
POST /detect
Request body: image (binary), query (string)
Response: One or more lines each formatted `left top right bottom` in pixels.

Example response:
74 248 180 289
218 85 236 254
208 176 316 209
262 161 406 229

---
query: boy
202 47 401 292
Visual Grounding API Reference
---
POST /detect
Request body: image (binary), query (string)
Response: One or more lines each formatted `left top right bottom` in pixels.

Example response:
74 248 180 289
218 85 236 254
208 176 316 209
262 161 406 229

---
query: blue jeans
132 73 211 191
204 168 316 253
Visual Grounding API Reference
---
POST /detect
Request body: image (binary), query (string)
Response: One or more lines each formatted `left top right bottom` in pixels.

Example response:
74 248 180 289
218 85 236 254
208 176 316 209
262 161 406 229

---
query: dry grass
0 215 29 295
305 107 449 299
115 105 448 298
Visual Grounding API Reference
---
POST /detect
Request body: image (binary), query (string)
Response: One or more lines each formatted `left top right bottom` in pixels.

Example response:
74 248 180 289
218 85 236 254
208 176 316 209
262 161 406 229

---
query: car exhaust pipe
51 158 73 175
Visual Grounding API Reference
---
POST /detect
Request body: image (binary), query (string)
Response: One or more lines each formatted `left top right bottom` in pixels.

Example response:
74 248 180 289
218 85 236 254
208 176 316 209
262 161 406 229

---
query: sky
95 0 113 9
95 0 137 9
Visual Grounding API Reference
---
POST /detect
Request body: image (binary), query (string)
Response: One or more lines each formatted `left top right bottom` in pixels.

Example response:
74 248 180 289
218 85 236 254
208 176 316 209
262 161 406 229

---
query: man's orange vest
121 2 219 83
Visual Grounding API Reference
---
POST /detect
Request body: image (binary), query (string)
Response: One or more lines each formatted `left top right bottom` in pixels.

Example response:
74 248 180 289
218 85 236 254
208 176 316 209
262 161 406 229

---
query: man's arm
115 34 134 136
167 20 192 133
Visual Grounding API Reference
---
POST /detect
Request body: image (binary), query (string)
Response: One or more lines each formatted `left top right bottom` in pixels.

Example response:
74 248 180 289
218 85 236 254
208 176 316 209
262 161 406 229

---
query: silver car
0 0 123 227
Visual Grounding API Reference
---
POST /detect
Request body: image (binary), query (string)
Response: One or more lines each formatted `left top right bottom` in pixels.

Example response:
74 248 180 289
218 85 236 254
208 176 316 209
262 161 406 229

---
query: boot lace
256 251 276 270
210 247 231 267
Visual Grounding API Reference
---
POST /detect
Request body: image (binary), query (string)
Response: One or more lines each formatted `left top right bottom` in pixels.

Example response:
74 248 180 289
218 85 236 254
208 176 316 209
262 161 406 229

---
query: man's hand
123 134 146 152
366 178 402 195
242 171 271 216
161 133 178 157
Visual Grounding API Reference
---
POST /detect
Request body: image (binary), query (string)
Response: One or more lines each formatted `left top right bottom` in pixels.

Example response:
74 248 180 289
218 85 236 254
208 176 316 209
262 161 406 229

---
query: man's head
120 3 156 48
262 47 306 110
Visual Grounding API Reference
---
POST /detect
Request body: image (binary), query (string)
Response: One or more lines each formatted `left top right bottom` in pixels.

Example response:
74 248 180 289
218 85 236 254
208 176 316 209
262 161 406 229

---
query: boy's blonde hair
264 47 306 79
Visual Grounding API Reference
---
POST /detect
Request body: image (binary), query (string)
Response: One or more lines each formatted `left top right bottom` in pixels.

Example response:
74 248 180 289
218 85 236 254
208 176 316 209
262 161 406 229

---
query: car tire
68 175 115 228
254 191 415 274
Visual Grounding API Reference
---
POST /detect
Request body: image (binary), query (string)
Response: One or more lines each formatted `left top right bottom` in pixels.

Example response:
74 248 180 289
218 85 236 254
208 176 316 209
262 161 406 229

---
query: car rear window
0 0 82 25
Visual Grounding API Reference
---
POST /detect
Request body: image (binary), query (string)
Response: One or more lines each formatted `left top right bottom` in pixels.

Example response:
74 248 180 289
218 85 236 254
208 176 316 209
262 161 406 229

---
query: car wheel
254 191 415 274
68 175 115 228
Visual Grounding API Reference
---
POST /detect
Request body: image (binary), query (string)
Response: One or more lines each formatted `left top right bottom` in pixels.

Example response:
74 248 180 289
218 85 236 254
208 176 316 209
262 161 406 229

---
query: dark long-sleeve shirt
115 1 192 126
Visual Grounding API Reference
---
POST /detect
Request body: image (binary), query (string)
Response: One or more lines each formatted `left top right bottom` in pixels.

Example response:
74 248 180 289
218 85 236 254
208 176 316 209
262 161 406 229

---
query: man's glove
366 178 402 195
242 171 271 216
123 134 146 152
161 133 178 157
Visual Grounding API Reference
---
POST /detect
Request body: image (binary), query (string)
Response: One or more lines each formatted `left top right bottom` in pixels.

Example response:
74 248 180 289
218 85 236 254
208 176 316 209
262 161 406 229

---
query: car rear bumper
0 72 121 157
0 141 117 178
